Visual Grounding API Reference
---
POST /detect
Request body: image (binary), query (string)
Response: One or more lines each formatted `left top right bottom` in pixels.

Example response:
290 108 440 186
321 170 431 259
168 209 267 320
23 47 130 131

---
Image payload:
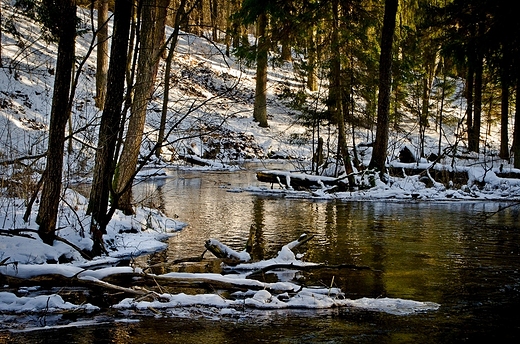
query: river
3 164 520 343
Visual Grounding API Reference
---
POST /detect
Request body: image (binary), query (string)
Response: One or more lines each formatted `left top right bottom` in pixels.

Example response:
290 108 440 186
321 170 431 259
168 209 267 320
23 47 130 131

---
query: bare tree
88 0 133 256
369 0 398 177
115 0 160 214
95 0 109 109
156 0 188 158
36 0 77 244
253 11 268 127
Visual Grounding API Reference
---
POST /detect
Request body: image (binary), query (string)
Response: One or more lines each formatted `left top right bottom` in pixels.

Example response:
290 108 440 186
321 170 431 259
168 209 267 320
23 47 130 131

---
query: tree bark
306 26 317 92
330 0 354 184
513 79 520 168
0 5 3 68
253 12 269 127
468 52 483 153
499 71 510 160
368 0 398 177
95 0 109 109
210 0 219 41
36 0 77 245
88 0 133 256
156 0 187 158
465 60 474 141
115 0 159 214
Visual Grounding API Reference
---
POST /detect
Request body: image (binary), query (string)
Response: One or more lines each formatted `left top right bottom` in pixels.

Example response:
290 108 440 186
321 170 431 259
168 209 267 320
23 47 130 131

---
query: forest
2 0 520 336
1 0 520 256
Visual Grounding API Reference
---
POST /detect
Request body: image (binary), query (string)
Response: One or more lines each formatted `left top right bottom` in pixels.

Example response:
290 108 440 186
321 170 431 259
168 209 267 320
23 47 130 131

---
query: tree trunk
513 79 520 168
465 61 474 141
210 0 218 41
156 0 187 158
281 30 291 62
155 0 169 60
330 0 354 184
0 5 3 68
115 0 158 214
368 0 398 177
437 69 446 158
306 26 317 92
499 73 510 160
36 0 77 245
469 53 483 153
253 12 268 127
194 0 203 36
419 77 429 158
95 0 109 109
88 0 133 256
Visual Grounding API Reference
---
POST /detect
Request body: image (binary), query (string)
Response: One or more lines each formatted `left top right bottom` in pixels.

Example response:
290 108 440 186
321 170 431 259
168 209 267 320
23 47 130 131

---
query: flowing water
3 164 520 343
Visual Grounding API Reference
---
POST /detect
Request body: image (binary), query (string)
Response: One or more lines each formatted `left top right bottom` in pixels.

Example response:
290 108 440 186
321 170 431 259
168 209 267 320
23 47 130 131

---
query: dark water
3 166 520 343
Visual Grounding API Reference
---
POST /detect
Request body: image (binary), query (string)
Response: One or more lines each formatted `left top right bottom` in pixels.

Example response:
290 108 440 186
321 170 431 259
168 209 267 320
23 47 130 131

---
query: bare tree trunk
210 0 218 41
155 0 169 59
306 26 317 92
253 12 268 127
465 62 474 141
469 53 483 153
0 5 3 68
281 29 291 62
330 0 354 184
437 69 446 158
513 79 520 168
156 0 187 158
115 0 158 215
36 0 77 245
88 0 132 256
95 0 109 109
368 0 398 177
499 73 510 160
195 0 203 36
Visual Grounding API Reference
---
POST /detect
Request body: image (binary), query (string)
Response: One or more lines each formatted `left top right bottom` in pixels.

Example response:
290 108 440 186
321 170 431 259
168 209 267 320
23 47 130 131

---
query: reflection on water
4 167 520 342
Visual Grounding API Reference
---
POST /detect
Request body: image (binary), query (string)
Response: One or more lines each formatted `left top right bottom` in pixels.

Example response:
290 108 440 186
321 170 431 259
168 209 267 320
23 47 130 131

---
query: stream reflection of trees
134 171 520 304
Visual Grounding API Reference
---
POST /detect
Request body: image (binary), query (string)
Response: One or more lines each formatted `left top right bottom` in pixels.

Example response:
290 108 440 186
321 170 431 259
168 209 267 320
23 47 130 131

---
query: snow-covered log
256 170 347 191
204 239 251 262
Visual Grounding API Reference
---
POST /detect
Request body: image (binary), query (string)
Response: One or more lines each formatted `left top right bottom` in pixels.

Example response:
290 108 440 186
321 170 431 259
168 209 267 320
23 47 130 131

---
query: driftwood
0 234 376 308
256 170 345 191
204 239 250 263
388 166 469 186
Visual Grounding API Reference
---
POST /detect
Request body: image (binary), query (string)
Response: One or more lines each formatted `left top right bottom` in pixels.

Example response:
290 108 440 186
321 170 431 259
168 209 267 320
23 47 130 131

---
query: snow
0 292 99 313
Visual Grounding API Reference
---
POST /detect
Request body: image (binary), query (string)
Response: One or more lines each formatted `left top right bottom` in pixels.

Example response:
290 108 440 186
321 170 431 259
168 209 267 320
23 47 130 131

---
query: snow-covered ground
0 0 516 330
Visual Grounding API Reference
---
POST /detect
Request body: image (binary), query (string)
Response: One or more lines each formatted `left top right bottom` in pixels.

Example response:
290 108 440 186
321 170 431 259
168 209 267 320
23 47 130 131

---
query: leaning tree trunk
368 0 398 177
115 0 158 215
253 12 269 128
36 0 77 245
88 0 133 256
95 0 109 109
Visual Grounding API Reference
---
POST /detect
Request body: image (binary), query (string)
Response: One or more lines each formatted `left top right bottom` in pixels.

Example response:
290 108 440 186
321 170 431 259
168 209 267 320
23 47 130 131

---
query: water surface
3 166 520 343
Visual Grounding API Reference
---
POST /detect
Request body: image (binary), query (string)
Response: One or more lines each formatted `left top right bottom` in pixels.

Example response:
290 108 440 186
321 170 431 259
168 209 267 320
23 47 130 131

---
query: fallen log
204 239 251 263
256 170 345 191
388 166 468 186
